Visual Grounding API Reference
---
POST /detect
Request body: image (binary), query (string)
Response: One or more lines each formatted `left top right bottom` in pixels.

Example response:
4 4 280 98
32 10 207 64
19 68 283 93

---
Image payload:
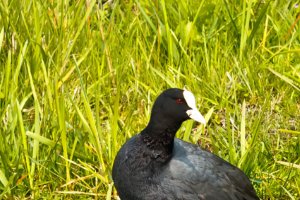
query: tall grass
0 0 299 199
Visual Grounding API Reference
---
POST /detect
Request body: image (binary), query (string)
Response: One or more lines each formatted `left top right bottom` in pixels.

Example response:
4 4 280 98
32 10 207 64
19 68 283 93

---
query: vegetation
0 0 299 199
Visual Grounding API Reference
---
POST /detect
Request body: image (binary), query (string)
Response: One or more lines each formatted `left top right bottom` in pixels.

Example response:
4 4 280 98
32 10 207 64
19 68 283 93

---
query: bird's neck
141 118 181 156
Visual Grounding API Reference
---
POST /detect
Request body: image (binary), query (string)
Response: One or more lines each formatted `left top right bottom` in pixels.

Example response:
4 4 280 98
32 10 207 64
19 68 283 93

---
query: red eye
176 98 184 104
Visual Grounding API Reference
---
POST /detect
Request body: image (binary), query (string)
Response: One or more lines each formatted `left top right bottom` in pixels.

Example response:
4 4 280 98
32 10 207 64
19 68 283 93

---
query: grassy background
0 0 300 199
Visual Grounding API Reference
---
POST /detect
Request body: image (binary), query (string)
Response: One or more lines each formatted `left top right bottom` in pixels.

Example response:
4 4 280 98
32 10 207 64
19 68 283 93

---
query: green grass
0 0 299 199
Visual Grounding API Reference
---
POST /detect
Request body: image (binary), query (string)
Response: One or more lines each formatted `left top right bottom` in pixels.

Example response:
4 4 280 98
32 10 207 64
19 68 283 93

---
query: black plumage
112 88 259 200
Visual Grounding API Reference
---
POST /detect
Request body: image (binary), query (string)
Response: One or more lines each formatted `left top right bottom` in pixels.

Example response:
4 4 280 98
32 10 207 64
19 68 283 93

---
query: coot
112 88 258 200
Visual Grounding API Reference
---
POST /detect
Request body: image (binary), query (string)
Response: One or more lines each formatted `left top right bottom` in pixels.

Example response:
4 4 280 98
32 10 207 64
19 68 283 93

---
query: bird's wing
158 139 259 200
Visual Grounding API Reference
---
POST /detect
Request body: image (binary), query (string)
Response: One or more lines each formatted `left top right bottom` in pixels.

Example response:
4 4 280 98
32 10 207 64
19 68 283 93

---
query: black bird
112 88 259 200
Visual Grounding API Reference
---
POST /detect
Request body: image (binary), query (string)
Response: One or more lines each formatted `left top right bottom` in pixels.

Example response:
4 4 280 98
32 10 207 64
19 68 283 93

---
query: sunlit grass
0 0 299 199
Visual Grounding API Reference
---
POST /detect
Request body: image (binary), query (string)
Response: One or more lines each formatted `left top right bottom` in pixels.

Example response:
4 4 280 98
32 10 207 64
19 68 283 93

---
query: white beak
186 109 206 124
183 90 206 124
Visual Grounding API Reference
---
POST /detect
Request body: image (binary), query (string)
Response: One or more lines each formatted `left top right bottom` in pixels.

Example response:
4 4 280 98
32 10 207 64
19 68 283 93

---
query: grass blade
240 100 246 157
